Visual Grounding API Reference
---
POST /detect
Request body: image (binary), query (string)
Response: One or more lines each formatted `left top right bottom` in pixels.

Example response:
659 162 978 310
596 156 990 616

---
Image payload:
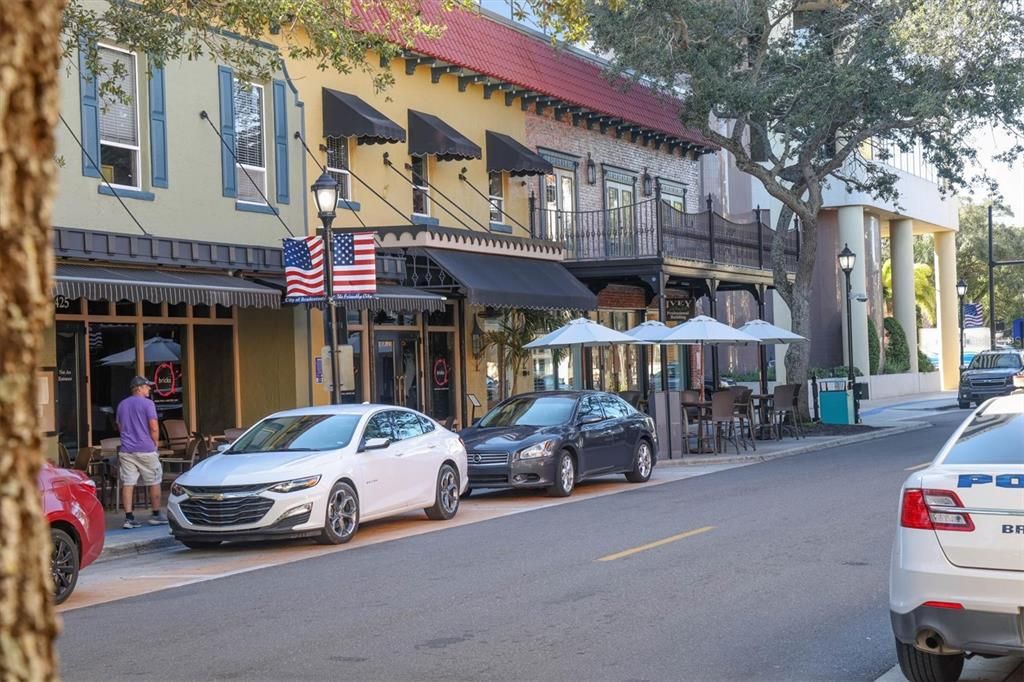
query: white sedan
890 391 1024 682
167 404 467 548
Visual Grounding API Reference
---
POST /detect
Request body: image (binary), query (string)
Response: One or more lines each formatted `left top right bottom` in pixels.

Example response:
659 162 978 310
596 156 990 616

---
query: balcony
528 198 799 274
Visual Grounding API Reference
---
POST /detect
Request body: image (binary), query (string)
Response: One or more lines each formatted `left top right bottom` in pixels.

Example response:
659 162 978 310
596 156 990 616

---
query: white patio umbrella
99 336 181 366
737 319 807 396
661 316 759 400
524 317 637 349
624 320 672 343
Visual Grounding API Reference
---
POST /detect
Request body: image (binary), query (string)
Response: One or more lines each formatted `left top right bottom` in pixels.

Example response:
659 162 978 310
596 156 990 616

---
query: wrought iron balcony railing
528 194 799 273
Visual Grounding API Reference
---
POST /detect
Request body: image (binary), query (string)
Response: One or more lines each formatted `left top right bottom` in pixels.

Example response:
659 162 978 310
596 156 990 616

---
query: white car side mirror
217 443 231 453
360 437 391 452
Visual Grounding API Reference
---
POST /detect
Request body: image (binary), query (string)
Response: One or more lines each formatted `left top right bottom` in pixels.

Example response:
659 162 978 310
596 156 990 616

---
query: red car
39 463 105 604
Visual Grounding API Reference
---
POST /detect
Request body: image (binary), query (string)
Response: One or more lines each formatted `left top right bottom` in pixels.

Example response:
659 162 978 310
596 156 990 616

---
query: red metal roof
407 4 712 149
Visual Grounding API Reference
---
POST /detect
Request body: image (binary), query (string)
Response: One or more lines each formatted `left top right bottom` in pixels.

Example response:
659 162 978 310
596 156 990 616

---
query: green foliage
880 259 937 326
62 0 472 102
810 366 863 379
917 349 936 372
883 317 911 373
480 309 570 400
722 367 776 382
867 318 880 375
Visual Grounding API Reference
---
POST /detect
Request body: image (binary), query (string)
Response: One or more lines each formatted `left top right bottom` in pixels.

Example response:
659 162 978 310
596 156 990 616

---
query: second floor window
233 80 266 204
411 155 429 216
488 171 504 223
325 136 351 201
98 46 139 189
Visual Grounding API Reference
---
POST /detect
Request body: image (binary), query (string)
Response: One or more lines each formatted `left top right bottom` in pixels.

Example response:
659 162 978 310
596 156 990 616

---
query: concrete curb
97 533 179 563
656 420 931 467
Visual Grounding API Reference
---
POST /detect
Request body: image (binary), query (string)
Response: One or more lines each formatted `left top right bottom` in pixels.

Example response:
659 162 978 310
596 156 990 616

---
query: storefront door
374 332 421 410
55 322 88 454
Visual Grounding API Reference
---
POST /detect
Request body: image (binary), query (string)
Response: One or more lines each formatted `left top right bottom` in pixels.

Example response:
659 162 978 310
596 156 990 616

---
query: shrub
810 366 863 379
867 319 880 375
918 349 936 372
883 317 911 373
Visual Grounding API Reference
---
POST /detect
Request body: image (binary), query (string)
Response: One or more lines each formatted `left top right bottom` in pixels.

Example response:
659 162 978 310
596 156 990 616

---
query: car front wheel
318 481 359 545
895 639 964 682
180 540 222 550
51 528 79 605
625 439 654 483
425 463 460 520
957 400 971 409
548 450 575 497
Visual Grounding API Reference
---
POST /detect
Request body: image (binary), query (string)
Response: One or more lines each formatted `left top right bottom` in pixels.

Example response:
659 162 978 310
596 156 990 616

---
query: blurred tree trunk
0 1 66 679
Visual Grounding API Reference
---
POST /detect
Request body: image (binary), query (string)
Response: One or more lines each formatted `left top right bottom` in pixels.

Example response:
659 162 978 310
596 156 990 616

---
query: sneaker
122 519 142 529
148 514 168 526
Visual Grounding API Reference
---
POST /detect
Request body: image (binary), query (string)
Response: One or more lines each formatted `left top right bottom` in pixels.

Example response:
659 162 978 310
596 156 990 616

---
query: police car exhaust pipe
915 629 962 655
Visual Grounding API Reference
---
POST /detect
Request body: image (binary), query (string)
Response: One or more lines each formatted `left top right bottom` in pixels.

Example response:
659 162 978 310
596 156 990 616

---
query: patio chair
680 389 705 454
71 446 95 472
223 427 246 443
57 442 72 469
618 391 642 410
162 419 191 457
710 391 741 454
770 384 803 440
728 386 756 451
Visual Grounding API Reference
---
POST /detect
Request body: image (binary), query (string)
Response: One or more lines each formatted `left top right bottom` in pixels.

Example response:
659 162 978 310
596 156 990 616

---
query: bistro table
681 400 716 454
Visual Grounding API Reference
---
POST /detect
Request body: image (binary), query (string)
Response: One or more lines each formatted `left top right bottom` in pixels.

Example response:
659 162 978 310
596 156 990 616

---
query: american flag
331 231 376 296
283 236 325 301
963 302 984 328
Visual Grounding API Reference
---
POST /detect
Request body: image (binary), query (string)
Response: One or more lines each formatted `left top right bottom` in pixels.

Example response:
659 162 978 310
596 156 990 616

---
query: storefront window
372 310 417 326
593 311 639 392
88 323 136 441
193 325 234 436
142 325 187 425
56 322 88 454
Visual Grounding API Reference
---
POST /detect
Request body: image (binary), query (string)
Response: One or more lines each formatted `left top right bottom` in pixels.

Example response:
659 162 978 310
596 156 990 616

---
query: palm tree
881 259 937 326
481 309 570 399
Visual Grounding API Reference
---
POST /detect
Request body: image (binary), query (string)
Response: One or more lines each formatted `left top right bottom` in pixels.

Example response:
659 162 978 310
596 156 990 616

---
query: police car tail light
900 489 975 532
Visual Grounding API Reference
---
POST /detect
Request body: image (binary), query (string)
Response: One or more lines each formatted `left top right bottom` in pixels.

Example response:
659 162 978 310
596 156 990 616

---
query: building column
890 218 918 373
934 230 960 390
837 206 870 378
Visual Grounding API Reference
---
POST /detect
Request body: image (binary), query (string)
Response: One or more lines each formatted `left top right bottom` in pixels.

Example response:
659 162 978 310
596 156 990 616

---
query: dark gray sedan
460 391 657 497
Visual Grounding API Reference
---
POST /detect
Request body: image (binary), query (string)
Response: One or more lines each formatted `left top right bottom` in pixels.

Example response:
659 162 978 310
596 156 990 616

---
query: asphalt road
58 411 968 681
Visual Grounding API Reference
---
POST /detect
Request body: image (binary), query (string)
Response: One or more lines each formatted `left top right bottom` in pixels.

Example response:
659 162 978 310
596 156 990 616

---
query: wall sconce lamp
585 153 597 185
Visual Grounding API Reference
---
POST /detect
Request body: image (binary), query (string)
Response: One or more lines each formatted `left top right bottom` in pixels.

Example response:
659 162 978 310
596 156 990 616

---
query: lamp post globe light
312 171 342 404
956 278 967 370
837 243 858 423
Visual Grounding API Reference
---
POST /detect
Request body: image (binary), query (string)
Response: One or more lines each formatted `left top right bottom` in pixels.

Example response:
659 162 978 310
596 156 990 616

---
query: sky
967 126 1024 222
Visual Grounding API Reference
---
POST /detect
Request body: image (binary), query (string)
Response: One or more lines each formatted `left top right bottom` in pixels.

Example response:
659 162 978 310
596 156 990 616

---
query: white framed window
411 155 430 216
232 79 266 204
97 45 140 190
325 136 351 201
663 192 685 212
488 171 504 223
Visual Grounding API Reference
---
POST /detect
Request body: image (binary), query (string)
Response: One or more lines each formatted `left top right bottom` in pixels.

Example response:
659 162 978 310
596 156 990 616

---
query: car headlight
170 482 186 497
518 440 558 460
268 475 322 493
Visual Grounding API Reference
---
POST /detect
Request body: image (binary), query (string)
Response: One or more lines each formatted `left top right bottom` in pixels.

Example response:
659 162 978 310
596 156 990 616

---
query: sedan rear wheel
51 528 79 605
317 481 359 545
425 463 460 520
548 450 575 497
625 439 654 483
895 639 964 682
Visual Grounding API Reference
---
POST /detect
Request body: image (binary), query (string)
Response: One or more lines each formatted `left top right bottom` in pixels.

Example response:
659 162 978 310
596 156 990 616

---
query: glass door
543 168 575 246
55 322 88 456
374 332 421 410
605 180 635 257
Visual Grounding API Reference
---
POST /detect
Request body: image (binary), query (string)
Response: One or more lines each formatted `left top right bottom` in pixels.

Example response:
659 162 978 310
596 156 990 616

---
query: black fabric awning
486 131 553 177
418 248 596 311
323 88 405 145
408 110 481 161
55 264 281 309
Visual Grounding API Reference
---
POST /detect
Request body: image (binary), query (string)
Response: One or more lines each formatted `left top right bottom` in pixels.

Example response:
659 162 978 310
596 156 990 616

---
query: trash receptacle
819 378 854 425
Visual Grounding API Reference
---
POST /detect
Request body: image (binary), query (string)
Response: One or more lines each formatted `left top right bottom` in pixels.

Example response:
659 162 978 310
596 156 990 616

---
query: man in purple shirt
116 376 167 528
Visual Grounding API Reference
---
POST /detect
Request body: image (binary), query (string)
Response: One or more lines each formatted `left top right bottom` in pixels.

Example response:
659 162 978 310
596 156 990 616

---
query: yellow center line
905 462 931 471
597 526 715 562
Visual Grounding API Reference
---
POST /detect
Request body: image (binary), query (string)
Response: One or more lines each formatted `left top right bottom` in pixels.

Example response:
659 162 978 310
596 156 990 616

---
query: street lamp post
312 171 341 404
837 243 858 423
956 278 967 370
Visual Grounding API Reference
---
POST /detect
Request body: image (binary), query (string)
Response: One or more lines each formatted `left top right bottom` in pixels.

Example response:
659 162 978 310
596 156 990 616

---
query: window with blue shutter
272 80 289 205
217 66 236 197
149 63 168 188
78 38 101 178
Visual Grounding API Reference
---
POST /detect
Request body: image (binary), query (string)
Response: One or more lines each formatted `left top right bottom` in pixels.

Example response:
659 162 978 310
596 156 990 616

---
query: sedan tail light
900 489 975 532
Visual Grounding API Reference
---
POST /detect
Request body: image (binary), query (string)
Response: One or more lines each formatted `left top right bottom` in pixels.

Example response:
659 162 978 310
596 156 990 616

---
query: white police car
890 391 1024 682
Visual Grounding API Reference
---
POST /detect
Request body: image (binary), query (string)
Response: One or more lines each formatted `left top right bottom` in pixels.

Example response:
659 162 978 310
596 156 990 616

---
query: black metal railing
528 193 799 273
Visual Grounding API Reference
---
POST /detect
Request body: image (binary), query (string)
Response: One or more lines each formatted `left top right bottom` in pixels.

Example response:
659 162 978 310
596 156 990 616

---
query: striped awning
54 264 282 309
259 279 446 313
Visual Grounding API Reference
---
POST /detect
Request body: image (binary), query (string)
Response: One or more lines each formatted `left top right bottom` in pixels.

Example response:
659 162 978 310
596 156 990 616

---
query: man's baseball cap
129 376 155 389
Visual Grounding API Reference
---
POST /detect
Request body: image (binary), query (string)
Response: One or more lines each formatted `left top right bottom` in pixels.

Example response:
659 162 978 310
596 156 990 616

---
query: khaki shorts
119 451 162 486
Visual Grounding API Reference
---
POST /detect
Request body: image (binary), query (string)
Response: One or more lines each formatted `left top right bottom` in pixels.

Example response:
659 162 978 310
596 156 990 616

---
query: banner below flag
332 231 376 296
283 236 326 302
963 302 984 328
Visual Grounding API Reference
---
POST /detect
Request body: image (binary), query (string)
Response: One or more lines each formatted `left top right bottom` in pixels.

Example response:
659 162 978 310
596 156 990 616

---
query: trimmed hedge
918 349 936 372
883 317 911 373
